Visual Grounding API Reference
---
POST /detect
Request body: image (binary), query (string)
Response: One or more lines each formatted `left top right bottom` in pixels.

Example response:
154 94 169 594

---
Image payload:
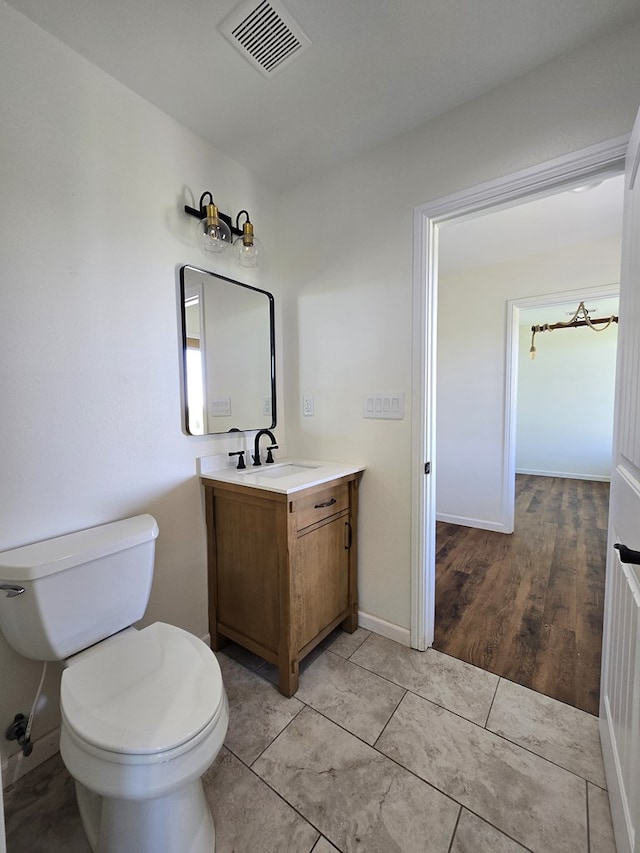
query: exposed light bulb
529 346 536 360
198 203 232 254
235 219 262 268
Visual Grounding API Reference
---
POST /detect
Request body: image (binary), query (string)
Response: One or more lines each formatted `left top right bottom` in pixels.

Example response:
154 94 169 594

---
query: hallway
434 474 609 715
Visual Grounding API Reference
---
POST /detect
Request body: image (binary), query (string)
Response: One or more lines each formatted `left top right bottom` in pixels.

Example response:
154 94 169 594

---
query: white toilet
0 514 228 853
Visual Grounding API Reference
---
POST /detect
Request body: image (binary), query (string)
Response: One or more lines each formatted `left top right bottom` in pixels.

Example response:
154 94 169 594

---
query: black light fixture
184 192 262 267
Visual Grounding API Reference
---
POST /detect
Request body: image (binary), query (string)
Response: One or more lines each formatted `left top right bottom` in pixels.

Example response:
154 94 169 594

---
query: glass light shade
198 204 232 254
235 234 263 268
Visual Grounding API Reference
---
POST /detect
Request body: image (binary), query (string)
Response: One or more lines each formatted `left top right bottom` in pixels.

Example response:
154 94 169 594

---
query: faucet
252 429 278 466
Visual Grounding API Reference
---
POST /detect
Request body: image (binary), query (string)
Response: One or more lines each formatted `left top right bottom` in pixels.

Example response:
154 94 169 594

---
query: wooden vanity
201 463 363 696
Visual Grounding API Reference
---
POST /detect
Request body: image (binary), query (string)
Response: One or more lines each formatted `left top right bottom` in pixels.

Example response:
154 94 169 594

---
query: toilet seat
61 622 224 756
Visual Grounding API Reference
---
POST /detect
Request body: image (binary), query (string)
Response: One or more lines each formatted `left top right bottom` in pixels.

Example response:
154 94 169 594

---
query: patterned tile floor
4 628 617 852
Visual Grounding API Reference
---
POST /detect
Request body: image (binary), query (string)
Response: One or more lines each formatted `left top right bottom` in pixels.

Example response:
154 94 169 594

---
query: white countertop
200 459 365 495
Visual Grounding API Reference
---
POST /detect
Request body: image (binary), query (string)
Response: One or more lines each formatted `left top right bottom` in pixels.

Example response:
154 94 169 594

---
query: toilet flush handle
0 584 25 598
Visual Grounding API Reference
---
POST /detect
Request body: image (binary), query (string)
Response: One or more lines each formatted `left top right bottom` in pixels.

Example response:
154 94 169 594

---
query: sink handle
229 451 246 470
265 445 279 464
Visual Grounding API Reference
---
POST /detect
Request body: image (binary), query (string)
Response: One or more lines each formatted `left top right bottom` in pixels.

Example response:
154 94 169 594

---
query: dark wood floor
434 474 609 715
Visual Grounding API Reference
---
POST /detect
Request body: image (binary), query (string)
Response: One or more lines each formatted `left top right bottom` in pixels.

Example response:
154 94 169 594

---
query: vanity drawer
295 482 349 531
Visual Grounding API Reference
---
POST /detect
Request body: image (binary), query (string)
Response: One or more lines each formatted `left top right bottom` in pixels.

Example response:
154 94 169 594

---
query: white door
599 106 640 853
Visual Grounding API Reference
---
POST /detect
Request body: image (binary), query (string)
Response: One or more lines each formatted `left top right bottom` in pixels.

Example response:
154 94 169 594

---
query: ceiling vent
219 0 311 78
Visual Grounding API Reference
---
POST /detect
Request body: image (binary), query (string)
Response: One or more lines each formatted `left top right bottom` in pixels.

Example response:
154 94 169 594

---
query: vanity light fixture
184 192 262 266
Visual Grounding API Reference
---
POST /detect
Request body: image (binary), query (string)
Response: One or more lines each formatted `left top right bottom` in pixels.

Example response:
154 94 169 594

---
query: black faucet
252 429 278 466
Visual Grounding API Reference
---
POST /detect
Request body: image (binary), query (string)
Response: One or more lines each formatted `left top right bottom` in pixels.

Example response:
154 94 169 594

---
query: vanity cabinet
202 471 362 696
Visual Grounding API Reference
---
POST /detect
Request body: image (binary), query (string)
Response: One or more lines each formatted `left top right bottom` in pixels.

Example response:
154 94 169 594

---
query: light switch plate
363 392 404 419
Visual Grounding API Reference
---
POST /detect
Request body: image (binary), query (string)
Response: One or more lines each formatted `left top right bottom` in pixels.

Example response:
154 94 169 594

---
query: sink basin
244 463 319 479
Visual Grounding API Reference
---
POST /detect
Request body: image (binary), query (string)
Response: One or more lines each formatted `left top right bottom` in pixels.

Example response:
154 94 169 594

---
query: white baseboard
435 513 507 533
515 468 611 482
358 611 410 646
2 727 61 789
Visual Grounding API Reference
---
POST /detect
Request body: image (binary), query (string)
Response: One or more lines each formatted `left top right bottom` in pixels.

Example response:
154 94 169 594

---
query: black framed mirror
179 265 276 435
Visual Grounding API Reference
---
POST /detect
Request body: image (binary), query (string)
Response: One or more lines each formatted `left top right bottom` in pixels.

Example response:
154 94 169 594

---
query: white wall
516 312 617 480
0 2 282 777
436 241 622 528
278 23 640 629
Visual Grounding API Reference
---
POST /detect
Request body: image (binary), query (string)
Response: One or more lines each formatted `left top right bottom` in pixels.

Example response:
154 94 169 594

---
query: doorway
430 183 623 714
435 178 623 535
409 136 629 661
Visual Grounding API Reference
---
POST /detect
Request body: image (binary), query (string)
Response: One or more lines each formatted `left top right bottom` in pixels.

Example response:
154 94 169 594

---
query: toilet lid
61 622 224 755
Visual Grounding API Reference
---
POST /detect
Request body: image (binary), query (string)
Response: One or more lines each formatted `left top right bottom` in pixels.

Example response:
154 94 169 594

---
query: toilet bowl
0 514 228 853
60 622 228 853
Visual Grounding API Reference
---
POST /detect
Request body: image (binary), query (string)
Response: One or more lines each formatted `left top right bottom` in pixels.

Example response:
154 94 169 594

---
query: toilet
0 514 228 853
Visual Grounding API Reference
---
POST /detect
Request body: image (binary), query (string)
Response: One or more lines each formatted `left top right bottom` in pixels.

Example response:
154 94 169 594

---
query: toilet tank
0 515 159 661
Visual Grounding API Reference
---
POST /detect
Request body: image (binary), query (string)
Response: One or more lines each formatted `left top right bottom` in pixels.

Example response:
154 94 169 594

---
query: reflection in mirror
180 265 276 435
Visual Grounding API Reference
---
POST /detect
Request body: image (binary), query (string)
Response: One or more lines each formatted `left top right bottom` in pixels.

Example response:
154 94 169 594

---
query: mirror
179 265 276 435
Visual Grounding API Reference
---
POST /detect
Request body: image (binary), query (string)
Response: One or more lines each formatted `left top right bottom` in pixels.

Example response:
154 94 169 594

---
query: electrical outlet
303 394 314 416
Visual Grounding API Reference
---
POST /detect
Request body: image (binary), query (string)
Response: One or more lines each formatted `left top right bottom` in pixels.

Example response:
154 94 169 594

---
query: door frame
410 134 629 650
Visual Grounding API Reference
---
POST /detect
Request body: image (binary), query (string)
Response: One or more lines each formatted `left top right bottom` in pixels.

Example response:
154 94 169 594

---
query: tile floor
3 628 617 853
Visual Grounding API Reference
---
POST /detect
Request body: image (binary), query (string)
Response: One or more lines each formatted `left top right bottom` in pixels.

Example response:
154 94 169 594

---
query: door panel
600 104 640 853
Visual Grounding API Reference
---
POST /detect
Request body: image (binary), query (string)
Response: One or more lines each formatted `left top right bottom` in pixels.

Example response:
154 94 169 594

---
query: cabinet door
214 492 282 653
294 514 350 651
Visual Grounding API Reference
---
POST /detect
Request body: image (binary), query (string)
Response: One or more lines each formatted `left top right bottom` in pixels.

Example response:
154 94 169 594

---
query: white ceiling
438 174 624 323
439 174 626 274
6 0 640 191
